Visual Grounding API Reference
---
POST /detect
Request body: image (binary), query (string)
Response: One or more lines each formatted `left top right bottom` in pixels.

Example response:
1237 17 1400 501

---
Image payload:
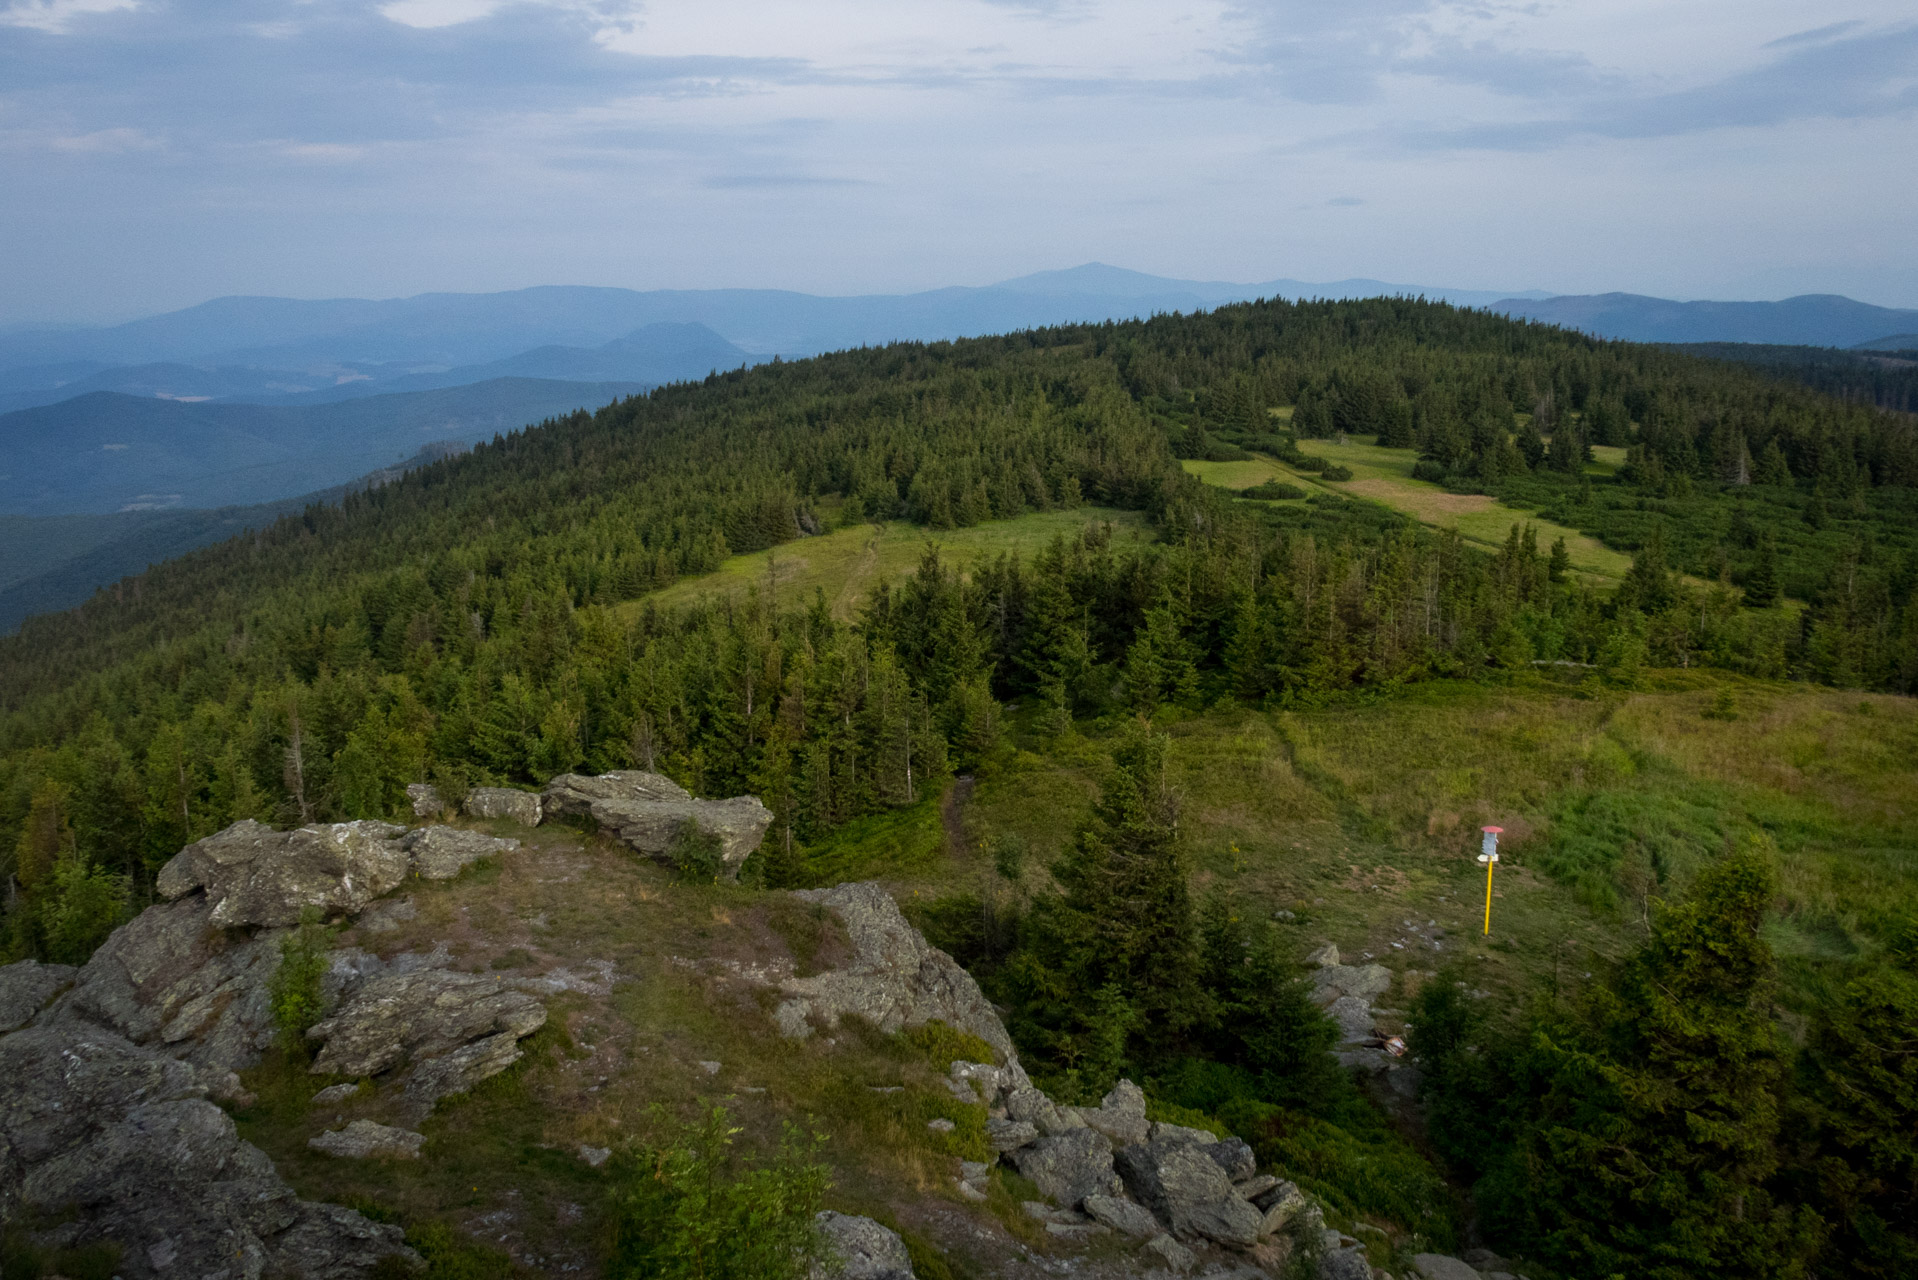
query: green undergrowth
800 799 946 884
0 1218 122 1280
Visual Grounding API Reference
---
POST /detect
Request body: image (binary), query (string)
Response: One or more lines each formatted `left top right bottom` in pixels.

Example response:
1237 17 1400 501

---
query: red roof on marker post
1482 826 1503 834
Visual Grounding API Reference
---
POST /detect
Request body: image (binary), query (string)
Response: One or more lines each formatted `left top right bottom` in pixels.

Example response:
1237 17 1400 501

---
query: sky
2 0 1916 324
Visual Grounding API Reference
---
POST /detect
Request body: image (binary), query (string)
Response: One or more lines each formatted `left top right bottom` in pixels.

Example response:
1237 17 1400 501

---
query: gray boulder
1411 1254 1482 1280
1005 1127 1122 1209
541 769 692 818
987 1118 1038 1153
406 783 445 818
1115 1136 1265 1246
0 1024 411 1279
1324 995 1377 1046
305 969 546 1118
0 959 77 1032
463 786 542 826
309 1120 425 1160
543 771 771 878
1256 1182 1310 1234
402 826 519 880
54 893 281 1074
1144 1234 1197 1273
1005 1085 1085 1136
1082 1193 1161 1238
1148 1121 1220 1147
155 819 410 927
773 883 1028 1086
811 1211 914 1279
1311 962 1391 1006
1319 1231 1372 1280
1073 1077 1150 1147
1206 1135 1257 1182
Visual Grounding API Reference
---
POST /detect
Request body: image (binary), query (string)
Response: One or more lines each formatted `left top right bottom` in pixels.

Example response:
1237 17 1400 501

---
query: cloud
701 172 869 188
3 0 1917 319
1401 21 1918 150
0 0 138 34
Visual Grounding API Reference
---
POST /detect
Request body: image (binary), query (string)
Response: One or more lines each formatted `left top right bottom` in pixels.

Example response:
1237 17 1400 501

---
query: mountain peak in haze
993 263 1230 297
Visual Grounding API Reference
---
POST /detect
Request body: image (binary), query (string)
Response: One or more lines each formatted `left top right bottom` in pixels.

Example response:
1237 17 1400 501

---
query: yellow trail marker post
1477 826 1503 936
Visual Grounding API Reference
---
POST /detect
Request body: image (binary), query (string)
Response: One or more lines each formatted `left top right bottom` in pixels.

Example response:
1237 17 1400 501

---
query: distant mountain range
0 321 752 413
1489 293 1918 348
0 377 646 517
0 267 1546 378
6 265 1916 636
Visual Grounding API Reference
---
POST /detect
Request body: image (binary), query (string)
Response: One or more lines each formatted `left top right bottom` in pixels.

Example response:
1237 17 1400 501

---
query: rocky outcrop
1005 1127 1122 1208
1082 1193 1161 1238
53 892 281 1076
1072 1079 1151 1146
306 968 546 1121
1318 1229 1372 1280
1306 942 1398 1068
406 783 446 819
463 787 543 826
1412 1254 1488 1280
1114 1132 1265 1247
543 771 773 878
0 959 76 1031
0 1024 411 1279
811 1211 915 1280
155 820 410 927
774 883 1027 1084
309 1120 426 1160
754 883 1336 1273
402 826 518 880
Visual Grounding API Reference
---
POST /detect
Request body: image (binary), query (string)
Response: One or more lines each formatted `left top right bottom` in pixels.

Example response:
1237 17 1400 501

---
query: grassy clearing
846 676 1917 1031
1182 443 1632 581
619 508 1152 621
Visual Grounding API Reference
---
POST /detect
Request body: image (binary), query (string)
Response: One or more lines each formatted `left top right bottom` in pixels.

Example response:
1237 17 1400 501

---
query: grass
618 508 1152 621
880 676 1916 1035
1183 442 1633 581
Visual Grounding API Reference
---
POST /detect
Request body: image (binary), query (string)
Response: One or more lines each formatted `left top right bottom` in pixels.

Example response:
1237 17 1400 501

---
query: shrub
606 1104 829 1280
40 851 128 965
1411 459 1448 483
1236 480 1308 501
1319 465 1354 481
668 819 726 884
268 908 329 1052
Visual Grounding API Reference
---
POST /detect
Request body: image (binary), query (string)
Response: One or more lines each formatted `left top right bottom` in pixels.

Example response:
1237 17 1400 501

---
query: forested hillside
5 297 1915 899
2 297 1915 1278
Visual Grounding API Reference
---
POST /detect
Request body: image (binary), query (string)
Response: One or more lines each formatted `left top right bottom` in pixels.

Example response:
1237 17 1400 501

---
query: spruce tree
1745 539 1781 608
1488 841 1819 1280
1046 721 1201 1059
1794 921 1918 1280
1757 438 1794 487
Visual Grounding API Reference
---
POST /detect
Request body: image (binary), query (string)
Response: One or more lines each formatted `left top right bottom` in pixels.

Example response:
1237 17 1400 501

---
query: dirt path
941 775 975 859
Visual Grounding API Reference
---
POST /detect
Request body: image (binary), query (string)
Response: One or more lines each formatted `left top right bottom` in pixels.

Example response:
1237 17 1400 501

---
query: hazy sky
3 0 1916 323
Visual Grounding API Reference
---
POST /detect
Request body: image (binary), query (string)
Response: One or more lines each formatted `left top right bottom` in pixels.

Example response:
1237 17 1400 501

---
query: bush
1411 459 1448 483
268 908 329 1052
606 1104 830 1280
668 819 727 884
1319 465 1354 481
40 851 127 965
1236 480 1308 501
